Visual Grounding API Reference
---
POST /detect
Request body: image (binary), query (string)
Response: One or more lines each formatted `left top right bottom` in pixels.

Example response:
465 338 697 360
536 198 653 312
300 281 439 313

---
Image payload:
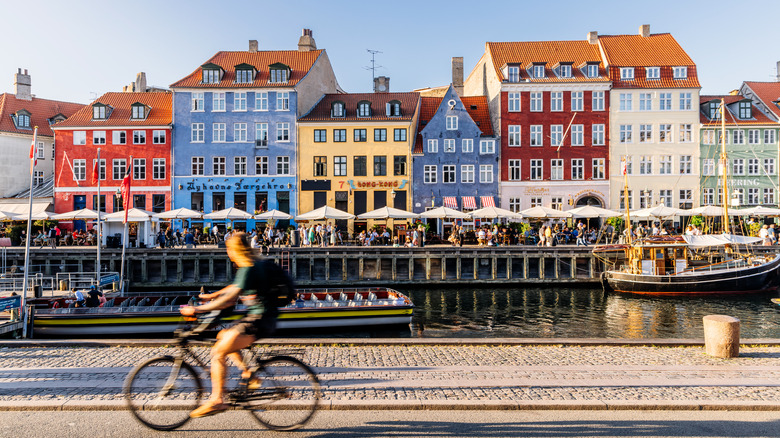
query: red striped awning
462 196 477 210
480 196 496 207
443 196 458 209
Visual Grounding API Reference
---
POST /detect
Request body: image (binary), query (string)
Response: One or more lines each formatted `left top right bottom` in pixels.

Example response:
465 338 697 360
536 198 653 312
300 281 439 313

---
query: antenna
364 49 383 86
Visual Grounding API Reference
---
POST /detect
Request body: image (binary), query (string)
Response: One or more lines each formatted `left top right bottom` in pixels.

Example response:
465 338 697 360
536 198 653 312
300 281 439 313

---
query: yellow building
297 92 420 235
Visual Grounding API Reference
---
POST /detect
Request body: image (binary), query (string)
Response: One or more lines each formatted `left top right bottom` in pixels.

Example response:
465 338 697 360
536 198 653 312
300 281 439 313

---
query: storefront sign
340 179 408 190
524 187 549 195
181 178 290 192
718 179 761 187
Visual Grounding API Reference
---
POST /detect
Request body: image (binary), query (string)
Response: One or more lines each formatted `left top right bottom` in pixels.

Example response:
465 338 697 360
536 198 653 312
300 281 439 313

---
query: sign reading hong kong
181 179 290 192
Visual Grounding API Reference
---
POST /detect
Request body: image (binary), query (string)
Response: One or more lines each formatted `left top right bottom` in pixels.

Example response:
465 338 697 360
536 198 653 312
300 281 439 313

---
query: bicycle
123 315 321 431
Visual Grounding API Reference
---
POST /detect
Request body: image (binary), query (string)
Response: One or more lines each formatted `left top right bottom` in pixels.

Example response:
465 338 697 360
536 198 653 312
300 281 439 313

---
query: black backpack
262 259 295 308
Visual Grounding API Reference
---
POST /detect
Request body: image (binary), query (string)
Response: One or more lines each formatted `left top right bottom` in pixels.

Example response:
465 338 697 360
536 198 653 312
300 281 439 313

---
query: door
73 195 87 231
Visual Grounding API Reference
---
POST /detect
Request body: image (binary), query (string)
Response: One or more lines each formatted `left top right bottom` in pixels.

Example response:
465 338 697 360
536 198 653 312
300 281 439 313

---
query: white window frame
212 92 226 111
748 158 760 175
733 130 745 145
234 123 248 142
427 139 438 153
659 93 672 110
703 158 715 176
763 158 776 176
659 155 672 175
234 156 247 176
442 164 456 184
673 66 688 79
530 125 543 146
276 92 290 111
479 140 495 154
255 92 268 111
74 131 86 145
424 165 437 184
639 93 652 111
620 67 634 80
443 139 456 153
133 158 146 180
112 158 126 180
680 92 692 111
233 92 247 111
213 123 226 142
619 125 633 143
112 130 126 145
764 188 775 205
659 124 672 143
153 130 166 144
255 123 268 148
191 92 204 111
679 124 692 143
461 138 473 153
592 91 604 111
646 67 660 79
765 130 777 145
213 157 226 176
446 116 458 130
508 125 521 147
508 159 521 181
619 93 632 111
73 159 86 181
550 125 563 148
276 122 290 142
551 159 563 180
748 129 760 145
461 164 474 183
530 159 543 181
93 131 106 145
703 130 715 145
571 91 583 111
733 158 745 175
550 92 563 112
530 92 543 112
507 92 521 112
192 156 204 176
592 124 605 145
255 156 269 176
571 159 584 180
703 188 715 205
153 158 166 180
592 158 605 180
479 164 494 183
639 156 652 175
571 125 584 146
680 155 692 175
133 130 146 144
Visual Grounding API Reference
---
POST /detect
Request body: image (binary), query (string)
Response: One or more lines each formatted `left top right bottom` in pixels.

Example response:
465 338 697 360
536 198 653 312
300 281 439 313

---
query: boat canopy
682 233 762 247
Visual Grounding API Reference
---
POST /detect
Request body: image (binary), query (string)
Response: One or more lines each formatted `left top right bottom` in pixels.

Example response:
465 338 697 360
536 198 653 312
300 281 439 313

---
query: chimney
297 29 317 52
452 57 464 96
374 76 390 93
639 24 650 38
135 72 147 92
14 68 32 101
587 31 598 45
249 40 258 53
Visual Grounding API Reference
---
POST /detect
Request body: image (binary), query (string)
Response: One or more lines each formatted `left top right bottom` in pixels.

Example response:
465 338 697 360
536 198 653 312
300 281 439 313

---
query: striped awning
481 196 496 208
443 196 458 209
462 196 477 210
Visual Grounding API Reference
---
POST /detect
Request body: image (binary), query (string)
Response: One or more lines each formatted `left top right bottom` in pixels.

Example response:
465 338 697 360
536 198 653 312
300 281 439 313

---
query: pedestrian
576 221 587 246
48 226 57 249
212 224 219 244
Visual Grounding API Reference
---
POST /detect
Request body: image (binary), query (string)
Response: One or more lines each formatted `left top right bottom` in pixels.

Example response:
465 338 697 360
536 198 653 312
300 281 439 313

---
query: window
93 131 106 145
765 130 777 145
235 68 253 84
373 156 387 176
620 190 633 210
679 124 692 142
188 124 203 144
233 156 247 175
620 67 634 80
507 92 521 112
592 91 604 111
192 157 204 175
646 67 660 79
461 139 473 153
153 158 165 180
530 159 543 180
331 101 344 117
571 91 583 111
255 123 268 147
659 124 672 143
112 159 126 180
748 129 760 144
559 64 572 78
357 102 371 117
530 92 543 112
255 92 268 111
622 155 633 175
73 159 86 181
191 93 204 111
313 156 327 177
446 116 458 130
346 129 363 142
393 155 406 176
148 130 164 144
639 124 652 143
571 159 584 180
394 128 406 141
213 123 226 142
659 93 672 110
550 92 563 111
640 190 653 208
659 190 672 207
255 156 268 175
748 158 760 175
269 67 288 83
374 128 387 142
461 165 474 183
424 165 437 183
592 124 605 146
93 105 107 119
112 130 126 145
571 125 583 146
550 197 563 210
703 158 715 176
680 155 692 174
277 123 290 141
333 129 347 142
530 125 543 146
33 170 44 186
314 129 327 142
479 165 494 183
764 188 775 205
733 188 744 206
131 104 146 119
619 93 632 111
659 155 672 175
732 130 745 145
74 131 86 145
764 158 776 175
592 158 605 180
234 92 247 111
213 157 225 175
679 189 693 209
353 156 367 176
276 92 289 111
551 159 563 180
36 142 44 159
586 63 599 78
550 125 563 147
639 93 652 111
442 165 456 183
387 100 401 116
133 158 146 180
213 92 226 111
703 130 715 145
276 156 290 175
14 112 30 128
619 125 632 143
733 158 745 175
202 68 220 84
508 159 521 181
507 66 520 82
427 139 438 153
532 64 545 78
709 101 720 119
508 125 521 146
480 140 495 154
680 92 692 111
444 139 456 153
530 197 542 207
673 66 687 79
639 156 652 175
703 188 715 205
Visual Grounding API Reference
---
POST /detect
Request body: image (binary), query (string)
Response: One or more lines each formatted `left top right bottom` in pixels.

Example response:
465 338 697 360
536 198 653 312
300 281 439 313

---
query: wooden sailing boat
597 99 780 296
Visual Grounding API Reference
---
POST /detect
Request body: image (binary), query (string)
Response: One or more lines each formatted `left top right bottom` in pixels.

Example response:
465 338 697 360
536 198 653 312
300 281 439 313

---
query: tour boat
28 288 414 336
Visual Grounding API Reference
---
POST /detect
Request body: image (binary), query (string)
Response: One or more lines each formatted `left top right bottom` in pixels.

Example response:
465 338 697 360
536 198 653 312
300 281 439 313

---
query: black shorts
233 314 276 338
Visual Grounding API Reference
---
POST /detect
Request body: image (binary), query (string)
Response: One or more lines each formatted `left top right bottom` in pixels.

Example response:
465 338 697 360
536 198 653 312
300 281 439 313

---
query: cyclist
180 232 278 418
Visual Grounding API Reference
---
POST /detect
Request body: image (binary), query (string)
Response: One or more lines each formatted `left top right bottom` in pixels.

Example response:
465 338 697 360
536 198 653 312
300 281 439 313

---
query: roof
485 40 608 83
699 94 777 125
170 50 323 89
0 93 84 137
53 92 172 128
413 94 493 154
742 81 780 119
10 175 53 198
599 33 700 88
298 92 419 122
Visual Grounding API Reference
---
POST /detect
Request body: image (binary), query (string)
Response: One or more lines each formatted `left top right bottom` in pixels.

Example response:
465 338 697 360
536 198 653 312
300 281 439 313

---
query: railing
0 272 119 296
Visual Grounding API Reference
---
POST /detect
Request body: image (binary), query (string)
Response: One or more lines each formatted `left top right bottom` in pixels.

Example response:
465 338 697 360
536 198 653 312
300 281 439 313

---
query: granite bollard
703 315 740 358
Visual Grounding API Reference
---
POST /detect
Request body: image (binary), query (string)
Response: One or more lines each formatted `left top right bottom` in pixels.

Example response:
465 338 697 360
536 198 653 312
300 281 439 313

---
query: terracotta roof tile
0 93 84 137
485 40 608 83
743 81 780 119
600 33 700 88
298 92 419 122
699 94 777 125
53 92 172 128
608 65 700 89
171 50 322 89
413 95 493 154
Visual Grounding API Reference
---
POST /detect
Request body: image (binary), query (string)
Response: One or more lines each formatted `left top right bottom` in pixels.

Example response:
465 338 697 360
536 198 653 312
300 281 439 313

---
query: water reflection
405 287 780 339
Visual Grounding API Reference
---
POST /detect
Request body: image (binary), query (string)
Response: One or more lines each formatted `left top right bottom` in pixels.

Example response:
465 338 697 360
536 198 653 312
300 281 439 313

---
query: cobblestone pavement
0 344 779 407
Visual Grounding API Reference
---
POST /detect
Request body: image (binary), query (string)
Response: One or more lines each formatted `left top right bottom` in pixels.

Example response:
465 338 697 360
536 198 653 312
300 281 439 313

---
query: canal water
401 287 780 339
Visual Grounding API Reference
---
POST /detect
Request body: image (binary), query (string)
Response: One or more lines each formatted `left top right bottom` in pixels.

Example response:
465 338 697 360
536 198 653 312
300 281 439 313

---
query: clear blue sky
3 0 779 104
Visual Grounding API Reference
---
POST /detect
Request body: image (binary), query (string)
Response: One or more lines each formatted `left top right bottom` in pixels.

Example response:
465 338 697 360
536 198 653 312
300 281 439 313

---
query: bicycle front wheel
245 356 321 431
124 356 203 431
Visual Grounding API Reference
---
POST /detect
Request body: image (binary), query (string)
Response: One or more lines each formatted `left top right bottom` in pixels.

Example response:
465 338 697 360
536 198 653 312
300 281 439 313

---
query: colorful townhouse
0 69 83 212
297 91 420 235
412 84 496 231
464 37 611 212
52 88 173 229
699 95 779 207
601 26 701 211
170 30 341 231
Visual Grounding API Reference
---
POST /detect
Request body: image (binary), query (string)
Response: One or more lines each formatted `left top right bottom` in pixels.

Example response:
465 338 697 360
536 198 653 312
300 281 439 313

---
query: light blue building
170 31 340 230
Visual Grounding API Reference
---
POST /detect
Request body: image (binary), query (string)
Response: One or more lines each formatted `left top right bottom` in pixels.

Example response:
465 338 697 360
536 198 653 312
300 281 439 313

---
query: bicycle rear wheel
245 356 321 431
124 357 203 431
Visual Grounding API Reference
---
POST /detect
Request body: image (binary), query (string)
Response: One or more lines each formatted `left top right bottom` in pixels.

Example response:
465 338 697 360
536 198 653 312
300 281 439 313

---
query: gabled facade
412 85 497 226
52 91 173 229
297 92 420 235
699 95 779 207
170 30 340 230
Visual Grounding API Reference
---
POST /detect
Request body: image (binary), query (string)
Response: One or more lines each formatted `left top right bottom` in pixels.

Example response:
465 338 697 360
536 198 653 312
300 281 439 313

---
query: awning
443 196 458 209
0 201 51 215
481 196 496 208
462 196 477 210
682 233 762 247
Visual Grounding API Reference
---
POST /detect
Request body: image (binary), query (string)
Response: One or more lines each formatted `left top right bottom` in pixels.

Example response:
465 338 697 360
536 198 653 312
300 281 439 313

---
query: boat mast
622 157 632 244
720 98 729 233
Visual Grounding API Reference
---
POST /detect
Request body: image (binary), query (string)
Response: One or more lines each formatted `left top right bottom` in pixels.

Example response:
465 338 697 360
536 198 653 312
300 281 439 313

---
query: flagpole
21 127 38 338
119 156 132 295
95 148 101 287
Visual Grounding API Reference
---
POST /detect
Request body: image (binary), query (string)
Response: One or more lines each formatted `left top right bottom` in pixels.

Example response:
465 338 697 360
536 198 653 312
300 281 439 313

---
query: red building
465 38 611 212
52 91 172 229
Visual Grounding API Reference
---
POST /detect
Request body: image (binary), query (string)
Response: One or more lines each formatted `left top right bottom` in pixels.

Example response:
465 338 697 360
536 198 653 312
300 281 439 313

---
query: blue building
412 85 498 229
170 30 340 230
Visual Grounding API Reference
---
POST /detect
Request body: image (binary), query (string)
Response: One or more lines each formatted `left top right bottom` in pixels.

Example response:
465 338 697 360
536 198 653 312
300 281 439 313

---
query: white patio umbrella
203 207 254 220
51 208 105 220
469 205 523 219
254 209 293 221
629 204 684 219
357 206 419 220
418 206 471 219
295 205 354 221
518 206 572 219
153 207 203 219
567 205 622 218
739 206 780 216
688 205 727 217
103 208 157 222
0 210 22 221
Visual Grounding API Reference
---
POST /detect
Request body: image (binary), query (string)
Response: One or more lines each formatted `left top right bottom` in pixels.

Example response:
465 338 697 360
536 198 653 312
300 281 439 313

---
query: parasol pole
21 127 38 338
95 148 101 286
719 99 729 233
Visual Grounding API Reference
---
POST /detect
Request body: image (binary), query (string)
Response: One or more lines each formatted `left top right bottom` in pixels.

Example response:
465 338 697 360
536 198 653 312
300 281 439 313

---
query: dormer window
357 101 371 117
709 101 720 119
620 67 635 80
269 63 290 83
386 100 401 117
92 103 109 120
586 63 599 78
673 66 688 79
201 63 222 84
131 103 147 120
331 101 345 118
532 64 546 79
558 64 572 79
234 64 255 84
738 101 752 119
507 65 520 82
49 114 66 125
646 67 660 79
13 110 31 129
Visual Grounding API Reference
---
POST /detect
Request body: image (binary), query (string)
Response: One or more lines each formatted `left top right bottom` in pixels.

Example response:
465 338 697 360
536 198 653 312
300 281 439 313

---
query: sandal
190 401 229 418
